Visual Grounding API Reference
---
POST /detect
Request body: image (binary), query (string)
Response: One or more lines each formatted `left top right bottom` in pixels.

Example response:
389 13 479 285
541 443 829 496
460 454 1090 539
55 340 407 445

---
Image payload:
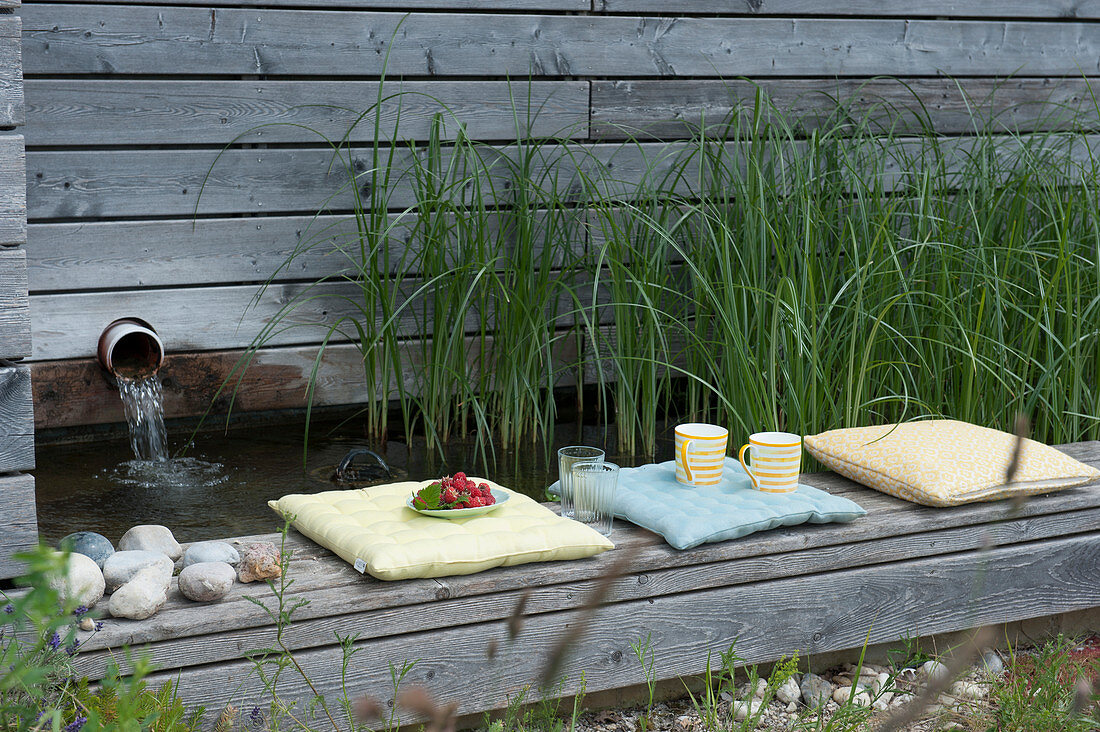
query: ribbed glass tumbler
571 461 619 536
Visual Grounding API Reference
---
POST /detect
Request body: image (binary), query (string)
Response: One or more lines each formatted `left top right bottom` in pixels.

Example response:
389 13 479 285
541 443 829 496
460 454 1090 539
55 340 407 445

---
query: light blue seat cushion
551 458 866 550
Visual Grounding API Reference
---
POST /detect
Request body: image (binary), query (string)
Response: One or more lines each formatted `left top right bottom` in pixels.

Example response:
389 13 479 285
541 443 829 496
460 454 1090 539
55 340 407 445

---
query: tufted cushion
268 479 613 580
804 420 1100 507
551 458 865 550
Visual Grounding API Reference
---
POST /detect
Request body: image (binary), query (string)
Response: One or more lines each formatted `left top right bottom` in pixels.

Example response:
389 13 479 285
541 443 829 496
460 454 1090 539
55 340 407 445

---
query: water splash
107 457 230 490
117 375 168 462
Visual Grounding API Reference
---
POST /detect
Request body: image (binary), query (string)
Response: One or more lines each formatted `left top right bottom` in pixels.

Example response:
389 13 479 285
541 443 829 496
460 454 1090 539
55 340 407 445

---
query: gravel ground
565 659 1004 732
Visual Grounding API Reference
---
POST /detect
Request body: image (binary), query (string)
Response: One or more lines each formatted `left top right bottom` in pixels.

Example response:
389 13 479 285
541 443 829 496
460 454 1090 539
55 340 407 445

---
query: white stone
78 617 95 632
119 525 182 560
753 678 768 699
108 565 170 620
951 681 986 700
920 660 949 681
103 550 174 593
732 699 761 721
182 541 240 568
851 692 872 707
871 672 891 693
48 552 105 608
177 562 235 602
785 701 796 713
775 678 801 705
833 686 854 705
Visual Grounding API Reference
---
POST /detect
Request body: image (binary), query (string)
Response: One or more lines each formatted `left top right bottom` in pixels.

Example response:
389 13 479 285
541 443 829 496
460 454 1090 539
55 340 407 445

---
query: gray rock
237 542 282 583
979 650 1005 676
800 672 833 708
103 550 174 593
48 552 105 608
182 541 240 568
58 532 115 568
177 562 235 602
119 525 182 560
108 565 170 620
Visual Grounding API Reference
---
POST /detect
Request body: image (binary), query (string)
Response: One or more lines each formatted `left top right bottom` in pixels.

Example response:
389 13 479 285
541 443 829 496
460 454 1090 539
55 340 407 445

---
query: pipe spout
97 318 165 379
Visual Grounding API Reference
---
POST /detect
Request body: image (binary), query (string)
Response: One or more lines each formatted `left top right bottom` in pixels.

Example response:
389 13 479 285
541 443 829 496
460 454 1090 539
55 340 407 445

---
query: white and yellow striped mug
675 423 729 486
738 431 802 493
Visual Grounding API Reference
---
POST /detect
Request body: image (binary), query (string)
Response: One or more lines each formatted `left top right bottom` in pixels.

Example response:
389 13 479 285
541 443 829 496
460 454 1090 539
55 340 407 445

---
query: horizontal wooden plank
74 506 1100 678
0 474 37 581
31 329 583 428
0 15 23 128
592 77 1100 140
595 1 1100 18
0 248 30 357
27 132 1100 220
27 209 582 292
0 363 33 471
28 271 603 359
136 532 1100 718
23 80 587 146
22 9 1100 79
40 0 584 9
0 134 25 244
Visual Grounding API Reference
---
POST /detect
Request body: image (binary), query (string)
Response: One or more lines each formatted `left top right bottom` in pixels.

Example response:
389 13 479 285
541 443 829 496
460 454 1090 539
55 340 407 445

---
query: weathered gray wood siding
18 1 1100 428
1 0 35 579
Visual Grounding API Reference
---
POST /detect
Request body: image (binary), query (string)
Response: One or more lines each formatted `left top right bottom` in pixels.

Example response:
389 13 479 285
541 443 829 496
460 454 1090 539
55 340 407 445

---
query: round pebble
178 562 235 602
103 550 174 593
108 565 170 620
48 552 105 608
183 541 240 568
119 525 182 560
58 531 115 568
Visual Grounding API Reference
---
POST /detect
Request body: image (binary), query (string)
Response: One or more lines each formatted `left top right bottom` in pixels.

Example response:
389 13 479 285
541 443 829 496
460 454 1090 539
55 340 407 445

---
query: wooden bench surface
72 442 1100 719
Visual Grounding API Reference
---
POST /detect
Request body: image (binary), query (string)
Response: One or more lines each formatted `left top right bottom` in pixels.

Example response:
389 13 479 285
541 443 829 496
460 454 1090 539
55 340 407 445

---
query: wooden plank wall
17 1 1100 429
0 0 35 579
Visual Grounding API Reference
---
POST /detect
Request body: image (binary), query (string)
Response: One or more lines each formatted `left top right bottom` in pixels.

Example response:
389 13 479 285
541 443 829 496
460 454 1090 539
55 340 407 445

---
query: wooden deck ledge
72 442 1100 720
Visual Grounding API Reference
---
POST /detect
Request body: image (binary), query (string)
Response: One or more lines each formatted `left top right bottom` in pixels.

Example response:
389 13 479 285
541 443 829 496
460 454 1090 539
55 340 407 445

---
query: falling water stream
117 375 169 462
109 373 229 492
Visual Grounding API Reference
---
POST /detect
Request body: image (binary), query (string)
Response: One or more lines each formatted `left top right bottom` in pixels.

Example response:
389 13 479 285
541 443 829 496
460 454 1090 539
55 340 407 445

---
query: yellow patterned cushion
268 479 613 580
804 420 1099 507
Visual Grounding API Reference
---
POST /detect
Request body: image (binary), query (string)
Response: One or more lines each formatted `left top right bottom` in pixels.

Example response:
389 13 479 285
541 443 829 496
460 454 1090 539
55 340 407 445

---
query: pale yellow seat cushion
804 420 1100 507
268 479 613 580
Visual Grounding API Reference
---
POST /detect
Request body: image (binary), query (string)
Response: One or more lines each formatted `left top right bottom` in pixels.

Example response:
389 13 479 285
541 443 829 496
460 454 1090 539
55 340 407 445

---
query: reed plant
209 75 1100 457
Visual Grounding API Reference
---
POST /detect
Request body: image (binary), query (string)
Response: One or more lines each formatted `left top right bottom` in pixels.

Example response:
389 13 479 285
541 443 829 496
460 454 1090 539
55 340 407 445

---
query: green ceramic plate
406 488 510 519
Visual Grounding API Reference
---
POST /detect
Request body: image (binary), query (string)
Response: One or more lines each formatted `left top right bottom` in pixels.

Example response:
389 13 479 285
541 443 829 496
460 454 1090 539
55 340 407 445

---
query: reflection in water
34 419 673 545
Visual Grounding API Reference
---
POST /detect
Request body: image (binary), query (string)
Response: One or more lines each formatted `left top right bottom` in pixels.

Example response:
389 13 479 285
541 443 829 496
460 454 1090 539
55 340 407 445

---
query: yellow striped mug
675 423 729 486
738 431 802 493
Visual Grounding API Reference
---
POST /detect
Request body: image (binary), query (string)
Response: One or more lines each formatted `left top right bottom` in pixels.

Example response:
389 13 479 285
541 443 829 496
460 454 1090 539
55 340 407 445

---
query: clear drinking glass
557 446 605 519
571 461 619 536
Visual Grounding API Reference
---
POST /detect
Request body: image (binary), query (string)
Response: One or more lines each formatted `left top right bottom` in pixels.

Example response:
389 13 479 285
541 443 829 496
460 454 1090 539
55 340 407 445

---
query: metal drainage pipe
97 317 165 379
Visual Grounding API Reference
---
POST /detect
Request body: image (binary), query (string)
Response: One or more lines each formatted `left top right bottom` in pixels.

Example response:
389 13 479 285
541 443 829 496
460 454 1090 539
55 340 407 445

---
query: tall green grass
211 78 1100 457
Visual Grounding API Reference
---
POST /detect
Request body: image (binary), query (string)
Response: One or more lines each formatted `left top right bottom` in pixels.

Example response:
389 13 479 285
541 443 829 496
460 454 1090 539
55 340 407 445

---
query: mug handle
680 439 694 483
738 444 758 488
